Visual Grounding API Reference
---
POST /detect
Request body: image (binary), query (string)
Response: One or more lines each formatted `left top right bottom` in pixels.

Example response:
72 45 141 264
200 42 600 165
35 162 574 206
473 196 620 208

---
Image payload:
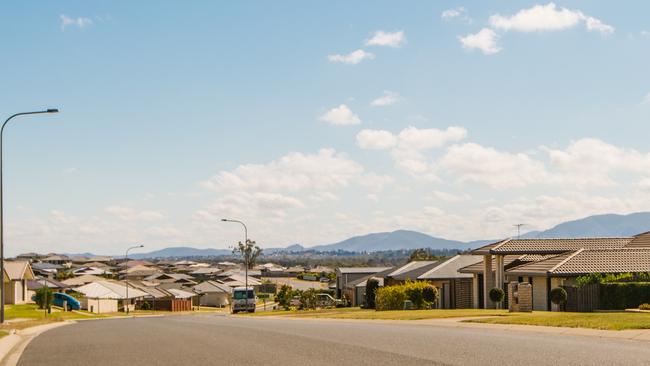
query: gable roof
4 261 34 281
62 274 104 287
75 281 149 299
418 255 483 280
194 280 232 294
387 261 440 281
337 267 392 274
489 238 632 255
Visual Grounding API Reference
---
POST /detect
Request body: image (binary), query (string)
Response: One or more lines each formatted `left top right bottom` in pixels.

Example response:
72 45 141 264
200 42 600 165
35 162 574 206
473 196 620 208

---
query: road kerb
0 321 73 366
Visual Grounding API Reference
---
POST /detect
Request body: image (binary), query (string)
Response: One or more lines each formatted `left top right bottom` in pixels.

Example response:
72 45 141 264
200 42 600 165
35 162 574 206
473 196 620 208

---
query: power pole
514 224 526 239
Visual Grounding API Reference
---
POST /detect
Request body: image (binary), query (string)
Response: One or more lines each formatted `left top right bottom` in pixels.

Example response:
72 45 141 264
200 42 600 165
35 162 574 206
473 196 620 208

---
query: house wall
199 293 229 307
532 277 548 311
82 298 118 313
4 281 28 305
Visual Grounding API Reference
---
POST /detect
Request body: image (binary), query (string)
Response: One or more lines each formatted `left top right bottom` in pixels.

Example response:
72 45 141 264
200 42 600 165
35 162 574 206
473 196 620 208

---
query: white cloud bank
370 91 400 107
459 28 501 55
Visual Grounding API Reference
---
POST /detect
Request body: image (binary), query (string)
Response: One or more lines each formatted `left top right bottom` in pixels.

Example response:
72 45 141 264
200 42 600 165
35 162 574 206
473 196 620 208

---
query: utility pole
514 224 526 239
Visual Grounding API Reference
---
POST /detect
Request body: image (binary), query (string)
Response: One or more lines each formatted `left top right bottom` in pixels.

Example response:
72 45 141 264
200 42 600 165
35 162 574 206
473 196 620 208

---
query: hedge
375 281 438 311
600 282 650 310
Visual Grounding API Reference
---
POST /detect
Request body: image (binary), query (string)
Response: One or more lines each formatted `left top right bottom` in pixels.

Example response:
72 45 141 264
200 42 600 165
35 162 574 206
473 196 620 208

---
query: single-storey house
335 267 393 299
3 261 35 304
417 255 483 309
26 278 68 302
461 232 650 311
62 274 105 288
193 281 232 307
75 280 149 313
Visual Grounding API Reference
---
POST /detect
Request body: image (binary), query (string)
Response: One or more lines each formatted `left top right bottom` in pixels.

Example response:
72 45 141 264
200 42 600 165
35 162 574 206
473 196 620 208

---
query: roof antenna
514 224 526 239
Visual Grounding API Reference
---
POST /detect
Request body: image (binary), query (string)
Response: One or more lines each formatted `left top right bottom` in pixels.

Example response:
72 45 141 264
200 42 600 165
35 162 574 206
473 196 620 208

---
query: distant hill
523 212 650 238
309 230 473 252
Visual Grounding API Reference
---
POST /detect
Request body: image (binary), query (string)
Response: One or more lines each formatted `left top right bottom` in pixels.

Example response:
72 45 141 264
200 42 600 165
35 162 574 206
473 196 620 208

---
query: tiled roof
418 255 483 280
4 261 34 281
337 267 393 274
506 253 574 276
551 248 650 275
490 238 632 254
459 255 525 274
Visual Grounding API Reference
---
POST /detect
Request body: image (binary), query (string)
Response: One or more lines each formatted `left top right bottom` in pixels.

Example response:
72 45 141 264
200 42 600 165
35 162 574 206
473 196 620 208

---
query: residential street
17 315 650 366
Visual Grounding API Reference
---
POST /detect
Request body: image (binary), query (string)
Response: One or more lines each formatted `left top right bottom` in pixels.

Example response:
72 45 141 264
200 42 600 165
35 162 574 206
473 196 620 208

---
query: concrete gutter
0 321 73 366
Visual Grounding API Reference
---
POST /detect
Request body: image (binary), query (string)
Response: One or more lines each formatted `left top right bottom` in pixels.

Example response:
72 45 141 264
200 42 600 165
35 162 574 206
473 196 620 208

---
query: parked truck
232 286 256 313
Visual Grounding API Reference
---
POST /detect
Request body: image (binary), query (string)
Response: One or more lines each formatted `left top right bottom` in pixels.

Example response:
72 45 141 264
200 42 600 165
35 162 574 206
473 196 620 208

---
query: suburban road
17 314 650 366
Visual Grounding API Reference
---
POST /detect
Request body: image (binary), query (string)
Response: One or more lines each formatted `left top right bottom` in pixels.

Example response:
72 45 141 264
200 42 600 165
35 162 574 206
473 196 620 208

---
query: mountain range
119 212 650 259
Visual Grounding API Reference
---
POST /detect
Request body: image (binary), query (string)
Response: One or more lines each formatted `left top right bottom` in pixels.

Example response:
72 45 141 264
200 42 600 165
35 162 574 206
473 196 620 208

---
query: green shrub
639 303 650 310
365 278 380 309
600 282 650 310
276 284 295 310
375 281 437 311
422 285 438 305
550 287 567 305
34 286 54 310
489 288 505 304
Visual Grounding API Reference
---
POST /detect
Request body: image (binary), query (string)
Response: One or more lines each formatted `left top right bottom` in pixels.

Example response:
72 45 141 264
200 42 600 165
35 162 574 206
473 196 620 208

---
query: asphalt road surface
18 315 650 366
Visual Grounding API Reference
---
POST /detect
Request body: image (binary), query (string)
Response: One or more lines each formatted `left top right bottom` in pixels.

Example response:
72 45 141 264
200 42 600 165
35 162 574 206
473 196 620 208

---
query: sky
1 1 650 255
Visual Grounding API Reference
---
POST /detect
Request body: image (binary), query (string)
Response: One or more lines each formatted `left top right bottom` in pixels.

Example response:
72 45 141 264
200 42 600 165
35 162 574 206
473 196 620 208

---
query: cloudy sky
2 1 650 255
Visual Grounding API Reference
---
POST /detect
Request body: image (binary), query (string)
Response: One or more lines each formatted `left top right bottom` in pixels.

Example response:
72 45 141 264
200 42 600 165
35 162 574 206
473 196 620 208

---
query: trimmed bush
365 277 380 309
375 281 437 311
422 285 438 305
489 287 505 304
550 287 567 305
600 282 650 310
639 303 650 310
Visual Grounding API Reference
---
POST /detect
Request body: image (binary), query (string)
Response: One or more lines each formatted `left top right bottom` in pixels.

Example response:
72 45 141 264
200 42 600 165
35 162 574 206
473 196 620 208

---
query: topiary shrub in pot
489 287 505 307
422 285 438 308
550 287 568 311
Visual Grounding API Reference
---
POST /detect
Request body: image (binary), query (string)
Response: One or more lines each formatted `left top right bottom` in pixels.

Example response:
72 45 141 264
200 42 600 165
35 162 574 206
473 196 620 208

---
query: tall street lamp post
124 244 144 314
0 109 59 324
221 219 249 312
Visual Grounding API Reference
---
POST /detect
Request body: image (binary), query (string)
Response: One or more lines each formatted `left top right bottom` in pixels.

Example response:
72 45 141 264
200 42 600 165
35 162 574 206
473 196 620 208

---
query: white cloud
60 14 93 30
459 28 501 55
441 7 472 23
489 3 614 35
327 49 375 64
356 129 397 150
642 31 650 38
439 143 549 188
429 190 471 203
105 206 165 221
365 30 406 48
320 104 361 125
370 91 400 107
397 126 467 150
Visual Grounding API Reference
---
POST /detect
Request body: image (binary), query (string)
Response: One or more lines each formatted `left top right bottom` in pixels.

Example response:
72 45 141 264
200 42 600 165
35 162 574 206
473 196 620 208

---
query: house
3 261 35 304
344 267 394 307
15 253 43 263
189 267 222 281
31 262 64 277
72 266 112 276
462 232 650 311
221 274 262 289
335 267 392 299
417 255 483 309
75 280 149 313
62 274 105 288
119 264 161 280
26 278 68 301
41 255 71 267
384 261 442 286
144 273 197 286
193 281 232 307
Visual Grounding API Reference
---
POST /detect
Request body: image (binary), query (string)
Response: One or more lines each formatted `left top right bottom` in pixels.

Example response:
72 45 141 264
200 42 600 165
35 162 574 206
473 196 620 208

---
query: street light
0 109 59 324
125 244 144 315
221 218 250 312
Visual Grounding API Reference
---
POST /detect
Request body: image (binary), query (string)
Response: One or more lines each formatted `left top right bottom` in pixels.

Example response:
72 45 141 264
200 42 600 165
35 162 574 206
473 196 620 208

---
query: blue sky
1 1 650 255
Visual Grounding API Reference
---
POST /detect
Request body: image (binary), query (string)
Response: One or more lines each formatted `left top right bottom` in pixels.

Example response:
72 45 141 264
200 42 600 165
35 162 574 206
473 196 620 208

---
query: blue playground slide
52 292 81 310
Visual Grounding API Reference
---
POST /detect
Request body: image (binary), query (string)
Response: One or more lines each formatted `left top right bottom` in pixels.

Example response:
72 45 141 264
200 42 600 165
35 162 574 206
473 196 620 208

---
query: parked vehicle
315 293 341 308
53 292 81 310
232 286 256 313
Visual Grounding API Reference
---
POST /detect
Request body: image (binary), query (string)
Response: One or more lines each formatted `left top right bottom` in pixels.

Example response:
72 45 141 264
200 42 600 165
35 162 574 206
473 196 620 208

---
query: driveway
17 314 650 366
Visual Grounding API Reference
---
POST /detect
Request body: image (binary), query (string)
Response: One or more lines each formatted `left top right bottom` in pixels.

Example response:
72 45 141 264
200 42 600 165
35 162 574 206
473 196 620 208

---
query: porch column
482 255 494 309
472 274 479 309
495 255 505 309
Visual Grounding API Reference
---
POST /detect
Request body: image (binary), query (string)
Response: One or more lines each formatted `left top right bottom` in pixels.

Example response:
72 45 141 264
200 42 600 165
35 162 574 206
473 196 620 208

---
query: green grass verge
243 307 509 320
467 311 650 331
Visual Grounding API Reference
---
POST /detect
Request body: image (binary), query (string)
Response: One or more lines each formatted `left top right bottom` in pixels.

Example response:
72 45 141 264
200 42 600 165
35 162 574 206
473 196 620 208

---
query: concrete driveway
17 314 650 366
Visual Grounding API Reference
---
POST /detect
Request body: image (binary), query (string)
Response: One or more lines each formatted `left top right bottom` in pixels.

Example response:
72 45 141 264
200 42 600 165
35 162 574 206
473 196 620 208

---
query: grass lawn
1 304 107 330
467 311 650 331
244 307 509 320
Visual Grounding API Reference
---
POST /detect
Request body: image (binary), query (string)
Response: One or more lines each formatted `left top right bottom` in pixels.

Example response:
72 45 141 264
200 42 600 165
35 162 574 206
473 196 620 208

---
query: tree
409 248 439 261
422 285 438 307
233 239 263 269
489 287 505 305
34 286 54 310
365 277 380 309
276 284 295 310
